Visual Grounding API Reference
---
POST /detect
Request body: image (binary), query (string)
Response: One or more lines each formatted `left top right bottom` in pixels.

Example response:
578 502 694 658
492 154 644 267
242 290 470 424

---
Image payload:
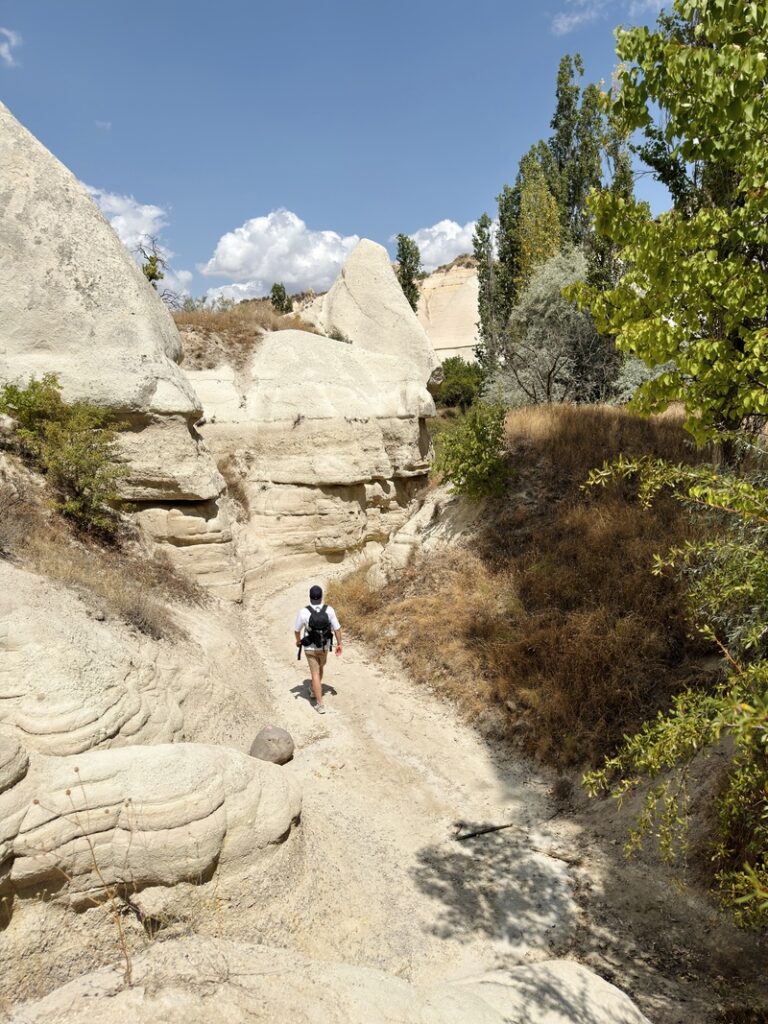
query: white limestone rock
0 101 223 504
5 743 301 903
184 329 434 586
0 562 185 757
417 258 480 364
10 938 650 1024
301 239 441 387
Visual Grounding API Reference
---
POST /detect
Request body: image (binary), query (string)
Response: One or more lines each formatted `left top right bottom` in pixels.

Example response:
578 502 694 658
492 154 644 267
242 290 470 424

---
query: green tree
473 212 499 367
270 282 293 314
496 249 616 407
584 452 768 927
572 0 768 444
395 234 422 312
515 167 561 292
549 54 605 244
435 356 486 411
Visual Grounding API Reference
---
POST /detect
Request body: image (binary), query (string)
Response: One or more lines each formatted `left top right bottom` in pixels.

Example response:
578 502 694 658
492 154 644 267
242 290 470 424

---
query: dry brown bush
1 467 203 640
174 300 320 370
333 405 714 768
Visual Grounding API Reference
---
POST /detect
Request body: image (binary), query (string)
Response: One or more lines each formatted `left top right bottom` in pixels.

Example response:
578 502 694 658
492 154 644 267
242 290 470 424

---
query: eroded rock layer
181 327 435 589
11 937 652 1024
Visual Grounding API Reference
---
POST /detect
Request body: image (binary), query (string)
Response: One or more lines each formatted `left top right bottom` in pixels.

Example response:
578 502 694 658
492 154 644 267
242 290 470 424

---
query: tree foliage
396 234 422 312
435 403 509 499
493 249 616 407
473 212 499 365
435 356 485 411
585 450 768 926
270 282 293 314
515 167 562 293
0 375 126 535
572 0 768 443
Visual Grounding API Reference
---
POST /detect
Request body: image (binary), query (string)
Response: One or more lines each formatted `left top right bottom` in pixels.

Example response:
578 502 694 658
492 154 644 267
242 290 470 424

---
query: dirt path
248 573 765 1024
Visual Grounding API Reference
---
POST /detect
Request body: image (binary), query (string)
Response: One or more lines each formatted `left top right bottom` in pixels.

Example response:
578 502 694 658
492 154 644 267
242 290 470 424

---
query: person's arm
334 628 343 656
294 610 305 648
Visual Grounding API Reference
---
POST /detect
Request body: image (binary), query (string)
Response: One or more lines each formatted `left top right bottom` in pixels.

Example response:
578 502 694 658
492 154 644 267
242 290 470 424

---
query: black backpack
302 604 333 649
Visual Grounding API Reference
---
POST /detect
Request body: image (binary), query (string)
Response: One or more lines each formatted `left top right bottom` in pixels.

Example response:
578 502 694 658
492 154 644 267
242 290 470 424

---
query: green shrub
435 402 508 499
584 452 768 928
436 356 485 411
0 374 126 536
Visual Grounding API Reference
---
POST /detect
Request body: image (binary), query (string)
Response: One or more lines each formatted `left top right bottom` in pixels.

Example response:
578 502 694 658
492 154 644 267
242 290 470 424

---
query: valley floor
250 573 767 1024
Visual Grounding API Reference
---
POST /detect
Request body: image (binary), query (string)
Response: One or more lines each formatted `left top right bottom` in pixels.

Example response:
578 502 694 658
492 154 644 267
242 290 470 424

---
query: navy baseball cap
309 585 323 602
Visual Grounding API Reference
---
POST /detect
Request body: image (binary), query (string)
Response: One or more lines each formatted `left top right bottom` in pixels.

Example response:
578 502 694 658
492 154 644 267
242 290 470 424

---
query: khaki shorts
304 649 328 670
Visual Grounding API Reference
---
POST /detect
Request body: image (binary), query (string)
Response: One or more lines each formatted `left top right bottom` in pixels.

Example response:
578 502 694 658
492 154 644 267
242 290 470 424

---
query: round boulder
249 726 295 765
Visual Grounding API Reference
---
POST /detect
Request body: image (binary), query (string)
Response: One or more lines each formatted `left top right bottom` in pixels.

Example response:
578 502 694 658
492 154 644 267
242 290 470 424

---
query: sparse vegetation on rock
0 375 125 536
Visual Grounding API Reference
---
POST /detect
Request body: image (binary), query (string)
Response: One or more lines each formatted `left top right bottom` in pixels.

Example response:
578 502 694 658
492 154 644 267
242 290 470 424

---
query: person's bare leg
310 663 323 705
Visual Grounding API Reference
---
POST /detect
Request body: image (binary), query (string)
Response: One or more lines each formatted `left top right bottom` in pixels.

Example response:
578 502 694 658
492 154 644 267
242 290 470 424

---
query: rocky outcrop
2 744 300 905
0 558 300 909
11 937 652 1024
181 248 439 588
417 257 479 363
302 238 441 388
0 102 240 595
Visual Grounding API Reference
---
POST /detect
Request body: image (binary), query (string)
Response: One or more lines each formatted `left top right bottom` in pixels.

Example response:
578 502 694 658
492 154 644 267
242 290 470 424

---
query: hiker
294 584 342 714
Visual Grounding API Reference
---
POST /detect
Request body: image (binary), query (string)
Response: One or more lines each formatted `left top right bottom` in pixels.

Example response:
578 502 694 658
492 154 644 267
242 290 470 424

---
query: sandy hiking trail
247 572 765 1024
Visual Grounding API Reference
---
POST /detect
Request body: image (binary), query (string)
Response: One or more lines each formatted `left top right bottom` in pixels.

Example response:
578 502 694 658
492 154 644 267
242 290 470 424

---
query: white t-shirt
294 603 341 650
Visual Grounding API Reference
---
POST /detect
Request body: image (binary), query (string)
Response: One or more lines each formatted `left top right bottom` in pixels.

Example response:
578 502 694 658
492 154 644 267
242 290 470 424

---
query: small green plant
435 356 486 411
435 402 508 499
269 282 293 314
0 374 126 535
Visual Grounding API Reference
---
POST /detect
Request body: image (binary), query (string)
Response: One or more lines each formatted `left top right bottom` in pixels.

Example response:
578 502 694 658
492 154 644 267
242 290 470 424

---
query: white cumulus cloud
406 219 476 273
86 185 168 253
85 184 192 297
0 27 22 67
199 209 360 298
551 0 664 35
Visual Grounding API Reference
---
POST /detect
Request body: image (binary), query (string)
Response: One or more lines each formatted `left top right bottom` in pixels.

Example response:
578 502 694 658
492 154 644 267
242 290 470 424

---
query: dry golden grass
1 469 203 640
333 404 714 768
174 299 320 370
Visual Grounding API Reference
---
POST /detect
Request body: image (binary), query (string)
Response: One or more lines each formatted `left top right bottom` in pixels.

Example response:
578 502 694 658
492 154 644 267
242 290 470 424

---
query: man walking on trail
294 585 342 714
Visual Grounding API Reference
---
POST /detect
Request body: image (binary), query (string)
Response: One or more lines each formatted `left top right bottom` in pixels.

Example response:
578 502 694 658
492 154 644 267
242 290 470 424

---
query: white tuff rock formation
302 238 442 388
183 241 439 588
11 937 651 1024
417 257 480 363
0 102 240 594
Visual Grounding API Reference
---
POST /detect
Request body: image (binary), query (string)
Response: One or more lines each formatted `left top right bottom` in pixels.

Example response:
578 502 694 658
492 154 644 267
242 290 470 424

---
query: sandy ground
248 572 767 1024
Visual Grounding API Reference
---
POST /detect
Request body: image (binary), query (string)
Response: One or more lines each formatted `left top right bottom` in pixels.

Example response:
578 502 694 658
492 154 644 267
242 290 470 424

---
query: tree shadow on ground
411 822 575 953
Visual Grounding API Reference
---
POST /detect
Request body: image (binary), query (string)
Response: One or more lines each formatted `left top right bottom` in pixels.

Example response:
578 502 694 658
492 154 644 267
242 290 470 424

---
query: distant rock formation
301 239 442 388
182 241 438 589
417 256 479 364
0 102 241 596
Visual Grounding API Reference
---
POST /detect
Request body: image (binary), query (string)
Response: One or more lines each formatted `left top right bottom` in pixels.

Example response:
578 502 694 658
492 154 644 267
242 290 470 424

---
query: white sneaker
315 703 327 715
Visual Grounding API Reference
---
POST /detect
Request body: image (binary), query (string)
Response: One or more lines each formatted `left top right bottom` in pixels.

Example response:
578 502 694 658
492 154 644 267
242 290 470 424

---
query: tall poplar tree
472 212 498 367
395 234 422 312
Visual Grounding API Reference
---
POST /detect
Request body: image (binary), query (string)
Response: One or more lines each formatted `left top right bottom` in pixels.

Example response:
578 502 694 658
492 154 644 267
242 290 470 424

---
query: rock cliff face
417 257 479 363
181 242 438 590
0 102 240 595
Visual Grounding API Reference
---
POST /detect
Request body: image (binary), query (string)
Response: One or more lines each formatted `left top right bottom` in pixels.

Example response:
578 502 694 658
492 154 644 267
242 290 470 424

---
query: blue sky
1 0 667 298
